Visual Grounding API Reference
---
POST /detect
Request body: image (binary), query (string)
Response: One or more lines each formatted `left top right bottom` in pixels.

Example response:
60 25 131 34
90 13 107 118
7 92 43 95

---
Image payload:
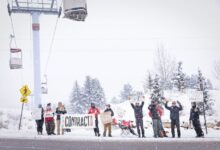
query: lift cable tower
7 0 61 108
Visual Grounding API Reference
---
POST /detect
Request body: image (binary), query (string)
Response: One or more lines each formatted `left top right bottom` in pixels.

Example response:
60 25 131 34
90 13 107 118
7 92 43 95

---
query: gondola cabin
63 0 87 21
9 48 22 69
41 75 48 94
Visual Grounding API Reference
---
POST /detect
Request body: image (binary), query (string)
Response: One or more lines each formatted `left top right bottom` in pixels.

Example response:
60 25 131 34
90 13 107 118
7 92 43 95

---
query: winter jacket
44 108 54 123
131 102 144 119
88 107 100 118
148 104 162 119
104 108 114 117
165 101 183 120
56 107 67 120
189 107 200 121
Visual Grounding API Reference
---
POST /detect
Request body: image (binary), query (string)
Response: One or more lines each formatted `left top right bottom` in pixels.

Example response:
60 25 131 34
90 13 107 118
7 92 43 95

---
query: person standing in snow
148 101 162 138
129 96 145 138
88 103 101 136
56 102 67 135
35 104 44 135
103 104 114 137
189 102 204 138
165 100 183 138
45 103 56 135
157 104 168 137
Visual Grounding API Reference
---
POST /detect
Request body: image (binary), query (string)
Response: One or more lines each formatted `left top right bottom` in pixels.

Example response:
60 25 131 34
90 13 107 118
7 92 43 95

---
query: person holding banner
56 102 67 135
129 96 145 138
35 104 44 135
189 102 204 138
45 103 56 135
88 103 101 137
103 104 114 137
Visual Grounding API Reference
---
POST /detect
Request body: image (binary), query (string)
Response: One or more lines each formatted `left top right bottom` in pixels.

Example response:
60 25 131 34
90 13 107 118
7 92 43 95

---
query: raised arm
177 101 183 111
165 101 171 110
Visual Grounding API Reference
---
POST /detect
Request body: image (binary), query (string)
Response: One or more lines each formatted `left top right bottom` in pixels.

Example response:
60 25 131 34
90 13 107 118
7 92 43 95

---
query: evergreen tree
151 75 163 104
120 83 134 103
111 96 120 104
197 70 215 116
90 78 106 109
143 72 153 93
81 76 93 110
172 61 185 92
69 81 84 114
82 76 106 110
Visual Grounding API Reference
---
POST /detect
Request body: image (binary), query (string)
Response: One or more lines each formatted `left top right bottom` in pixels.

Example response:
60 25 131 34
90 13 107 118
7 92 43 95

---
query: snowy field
1 90 220 141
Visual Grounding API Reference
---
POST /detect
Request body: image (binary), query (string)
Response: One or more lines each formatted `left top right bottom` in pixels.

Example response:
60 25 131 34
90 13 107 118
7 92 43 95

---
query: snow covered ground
0 90 220 140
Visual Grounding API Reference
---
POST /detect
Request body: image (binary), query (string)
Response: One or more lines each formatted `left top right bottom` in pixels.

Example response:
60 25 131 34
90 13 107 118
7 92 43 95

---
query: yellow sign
20 85 31 97
20 97 28 103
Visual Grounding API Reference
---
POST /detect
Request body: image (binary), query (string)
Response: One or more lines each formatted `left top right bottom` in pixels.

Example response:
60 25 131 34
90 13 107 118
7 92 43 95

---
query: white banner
188 91 203 102
100 112 112 125
32 108 42 120
61 114 95 129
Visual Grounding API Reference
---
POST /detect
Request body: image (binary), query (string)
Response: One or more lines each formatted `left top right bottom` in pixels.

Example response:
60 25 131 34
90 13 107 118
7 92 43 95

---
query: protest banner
100 111 112 124
61 114 95 129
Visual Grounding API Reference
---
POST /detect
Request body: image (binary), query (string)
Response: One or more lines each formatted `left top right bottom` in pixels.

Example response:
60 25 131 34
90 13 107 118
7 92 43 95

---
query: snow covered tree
120 83 134 103
90 78 106 109
172 61 185 92
151 75 163 104
143 72 153 93
213 60 220 80
81 76 106 110
111 96 120 104
197 70 215 116
154 45 176 90
69 81 84 114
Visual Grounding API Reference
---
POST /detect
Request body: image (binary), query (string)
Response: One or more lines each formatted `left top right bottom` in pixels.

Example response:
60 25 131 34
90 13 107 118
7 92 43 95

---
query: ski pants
136 118 145 137
46 120 55 135
103 123 112 136
94 118 100 136
36 119 44 134
152 119 161 137
192 119 204 137
171 119 181 137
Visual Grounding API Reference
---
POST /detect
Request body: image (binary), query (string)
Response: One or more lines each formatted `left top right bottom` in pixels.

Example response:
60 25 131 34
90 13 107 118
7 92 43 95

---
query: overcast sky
1 0 220 108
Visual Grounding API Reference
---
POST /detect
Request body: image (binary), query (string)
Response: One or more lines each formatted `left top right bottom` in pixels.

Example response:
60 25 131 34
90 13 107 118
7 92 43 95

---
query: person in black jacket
189 102 204 138
56 102 67 135
103 104 114 137
165 100 183 138
129 96 145 138
35 104 44 135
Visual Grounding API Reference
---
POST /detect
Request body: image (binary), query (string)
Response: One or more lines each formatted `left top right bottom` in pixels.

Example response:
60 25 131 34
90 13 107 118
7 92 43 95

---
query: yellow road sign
20 85 31 97
20 97 28 103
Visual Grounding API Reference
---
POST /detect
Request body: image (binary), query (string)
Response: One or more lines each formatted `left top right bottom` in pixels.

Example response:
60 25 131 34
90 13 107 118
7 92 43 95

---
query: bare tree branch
154 45 176 89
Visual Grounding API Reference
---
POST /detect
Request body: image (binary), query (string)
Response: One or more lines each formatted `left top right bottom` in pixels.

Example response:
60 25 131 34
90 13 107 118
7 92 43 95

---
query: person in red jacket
88 103 101 136
44 103 55 135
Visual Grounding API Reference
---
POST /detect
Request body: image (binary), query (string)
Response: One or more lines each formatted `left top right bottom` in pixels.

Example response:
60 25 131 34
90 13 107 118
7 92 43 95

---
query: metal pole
18 103 24 130
32 13 41 108
203 95 208 134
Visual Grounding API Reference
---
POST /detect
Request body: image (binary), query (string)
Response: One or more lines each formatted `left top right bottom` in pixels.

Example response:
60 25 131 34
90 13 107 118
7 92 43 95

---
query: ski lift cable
44 1 63 75
7 0 18 48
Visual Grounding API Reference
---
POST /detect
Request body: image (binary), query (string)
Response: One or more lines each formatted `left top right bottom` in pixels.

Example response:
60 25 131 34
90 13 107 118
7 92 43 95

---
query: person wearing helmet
129 96 145 138
103 104 114 137
165 100 183 138
189 102 204 138
88 103 101 136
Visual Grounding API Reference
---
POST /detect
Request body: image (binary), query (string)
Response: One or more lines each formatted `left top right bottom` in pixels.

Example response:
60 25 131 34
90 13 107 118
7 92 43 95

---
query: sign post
18 85 31 130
